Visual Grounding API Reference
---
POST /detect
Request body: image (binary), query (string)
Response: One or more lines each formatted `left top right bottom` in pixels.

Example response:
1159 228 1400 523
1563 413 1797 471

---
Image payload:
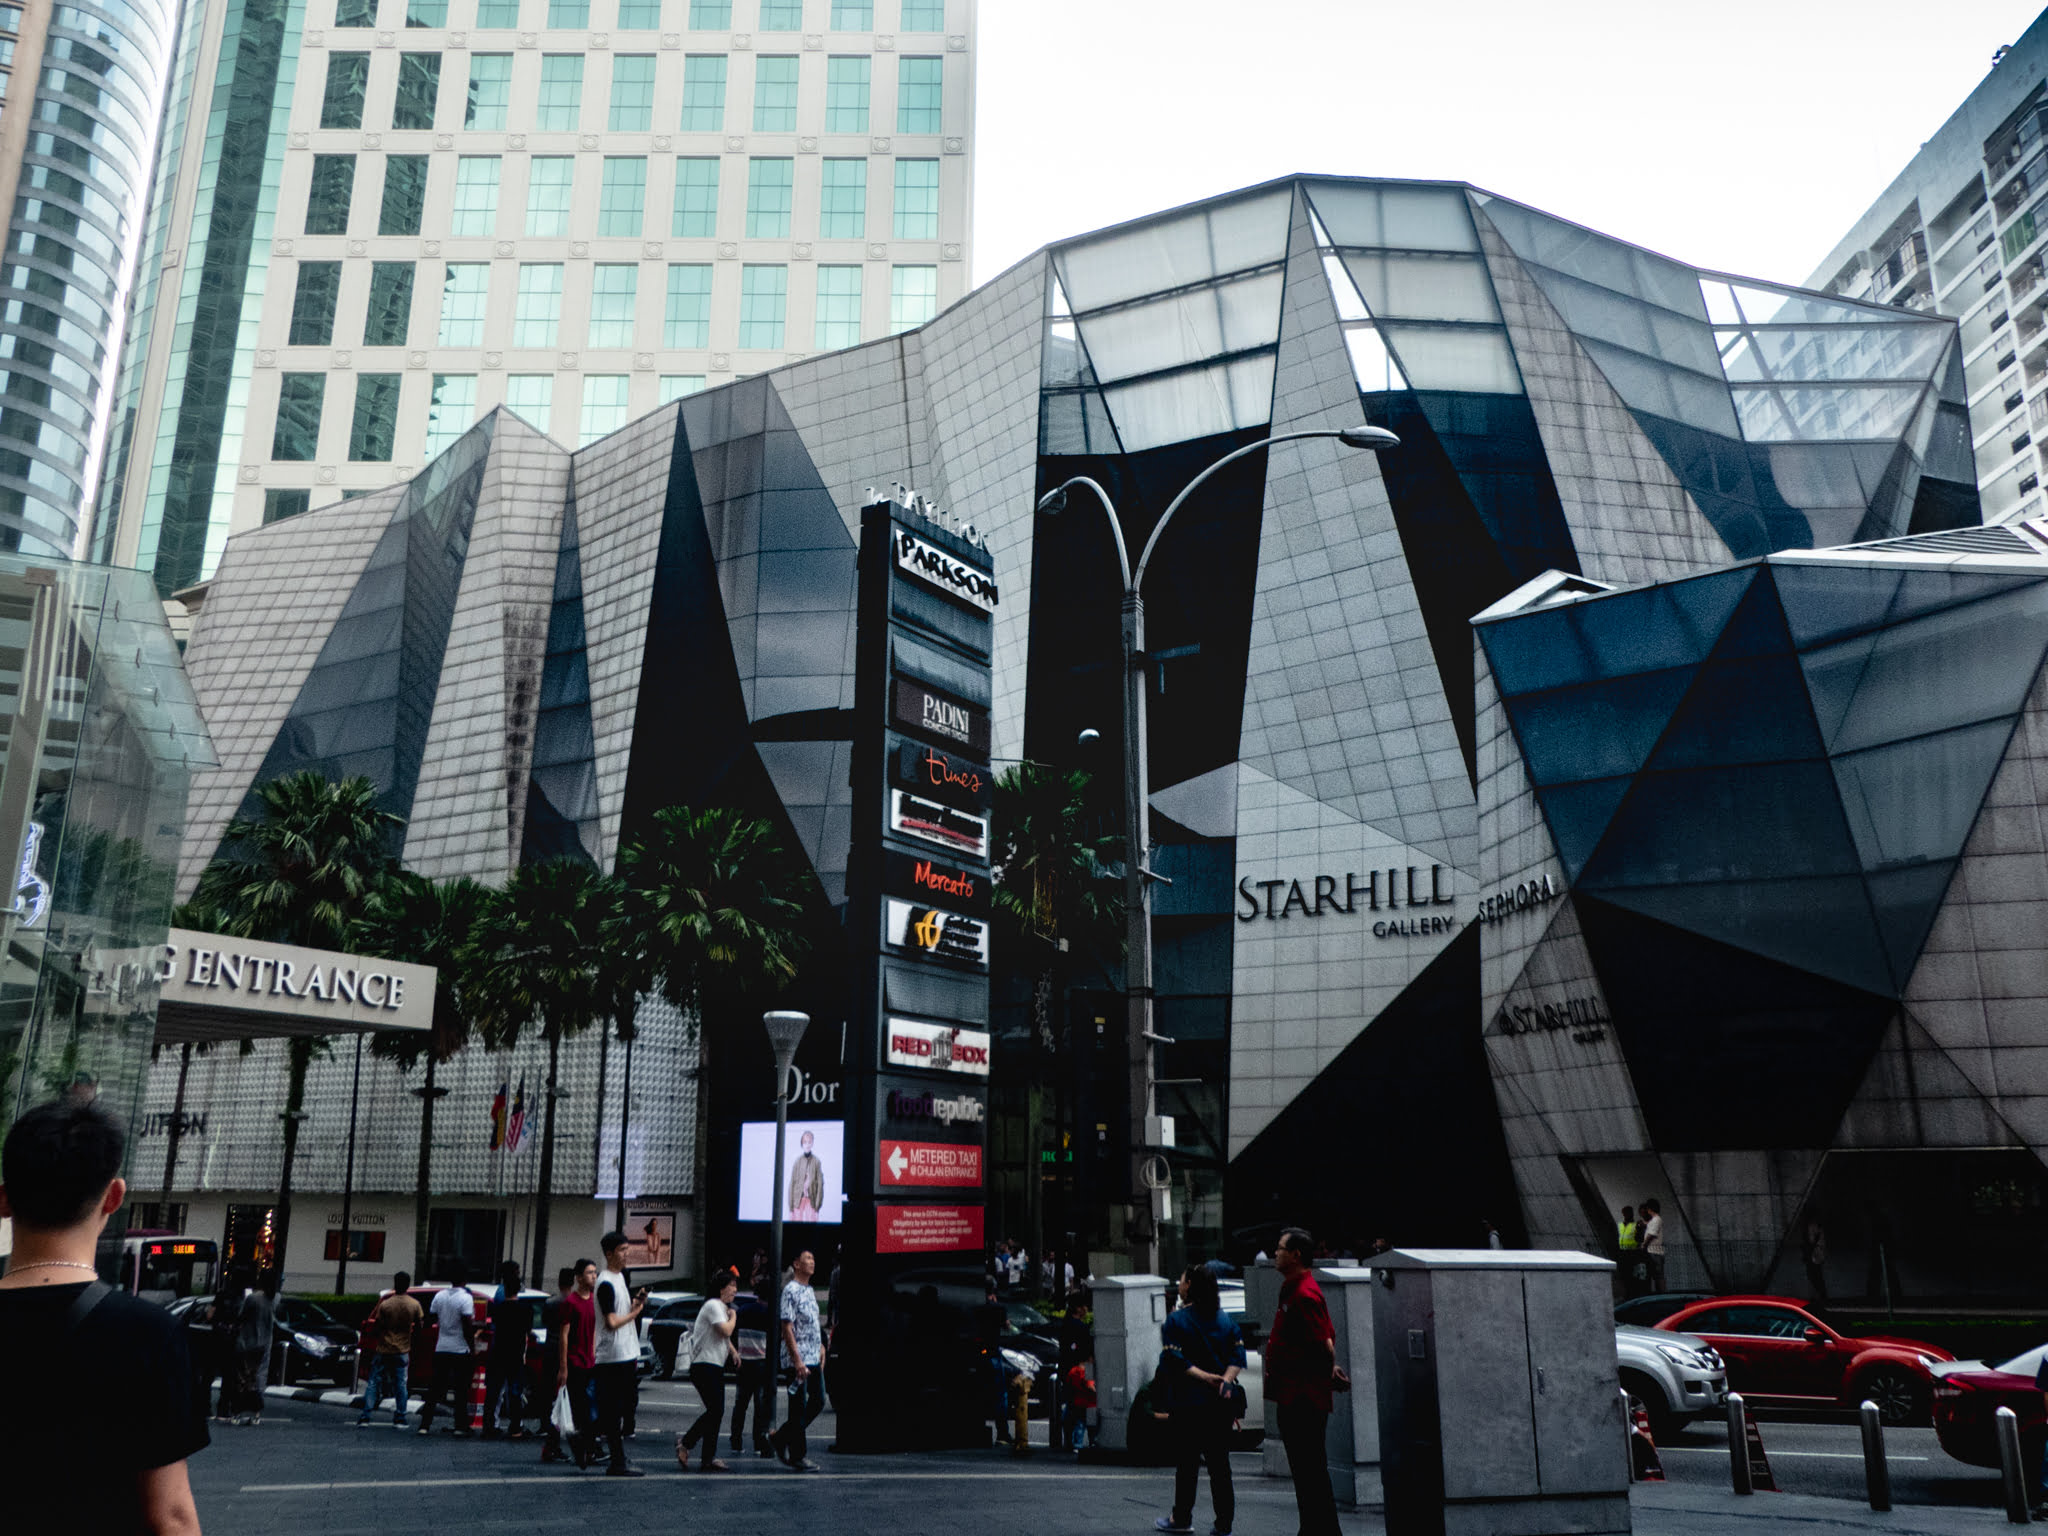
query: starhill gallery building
150 174 2048 1303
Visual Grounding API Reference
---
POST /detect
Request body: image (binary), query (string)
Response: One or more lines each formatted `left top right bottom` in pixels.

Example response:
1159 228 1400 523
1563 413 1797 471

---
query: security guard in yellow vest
1617 1205 1643 1295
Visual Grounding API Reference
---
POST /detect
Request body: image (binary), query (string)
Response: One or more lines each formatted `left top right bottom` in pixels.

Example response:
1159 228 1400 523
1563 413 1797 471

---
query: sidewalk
1631 1483 2016 1534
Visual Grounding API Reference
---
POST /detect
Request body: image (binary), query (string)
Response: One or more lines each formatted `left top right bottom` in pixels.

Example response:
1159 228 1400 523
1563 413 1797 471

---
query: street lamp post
761 1009 810 1441
334 1032 366 1293
1038 425 1399 1275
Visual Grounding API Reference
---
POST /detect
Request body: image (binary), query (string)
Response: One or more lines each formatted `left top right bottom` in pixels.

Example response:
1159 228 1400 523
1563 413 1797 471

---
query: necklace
3 1260 99 1280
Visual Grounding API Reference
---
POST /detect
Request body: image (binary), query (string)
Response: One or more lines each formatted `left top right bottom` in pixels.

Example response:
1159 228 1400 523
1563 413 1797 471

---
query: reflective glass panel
617 0 660 24
1099 351 1273 452
896 55 941 133
1379 323 1520 393
598 156 646 236
288 261 342 346
1832 717 2015 872
892 157 937 239
580 373 630 443
438 262 490 345
1303 179 1477 253
664 263 712 346
687 0 729 21
425 373 476 460
537 54 583 129
900 0 940 26
321 52 369 128
759 0 800 27
815 263 860 348
609 54 655 130
825 55 868 132
1717 323 1947 384
1055 185 1289 313
672 157 719 235
349 373 402 460
830 1 870 24
681 54 725 130
393 52 440 128
474 0 518 23
466 54 511 128
739 263 786 348
819 157 865 237
587 263 638 347
264 488 311 522
746 156 794 237
1074 267 1282 385
514 263 564 346
505 372 552 428
363 261 414 346
306 154 356 234
753 55 798 131
1731 383 1927 443
526 156 574 235
272 374 324 459
889 262 935 333
1337 250 1498 323
450 155 499 235
546 0 587 23
659 373 706 401
379 155 429 235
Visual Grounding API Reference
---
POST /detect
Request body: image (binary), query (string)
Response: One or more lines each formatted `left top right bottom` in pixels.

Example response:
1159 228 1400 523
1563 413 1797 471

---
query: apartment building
1806 9 2048 525
91 0 975 598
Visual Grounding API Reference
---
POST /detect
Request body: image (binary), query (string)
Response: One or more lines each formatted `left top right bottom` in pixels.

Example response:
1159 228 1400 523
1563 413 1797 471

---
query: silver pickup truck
1617 1323 1727 1437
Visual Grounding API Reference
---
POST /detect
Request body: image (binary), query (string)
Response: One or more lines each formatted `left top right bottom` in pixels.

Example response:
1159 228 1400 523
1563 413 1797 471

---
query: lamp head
1077 727 1101 747
1338 426 1401 451
762 1009 810 1066
1037 486 1069 515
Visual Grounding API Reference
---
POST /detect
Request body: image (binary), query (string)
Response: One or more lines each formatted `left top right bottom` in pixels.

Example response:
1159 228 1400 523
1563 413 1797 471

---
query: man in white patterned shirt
768 1249 824 1471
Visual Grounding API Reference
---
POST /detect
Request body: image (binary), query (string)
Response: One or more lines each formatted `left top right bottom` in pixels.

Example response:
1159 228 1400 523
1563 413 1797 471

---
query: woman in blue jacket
1154 1264 1245 1535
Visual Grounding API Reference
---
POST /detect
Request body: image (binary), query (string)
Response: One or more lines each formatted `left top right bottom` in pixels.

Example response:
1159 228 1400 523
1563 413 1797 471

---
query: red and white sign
880 1138 984 1188
876 1203 985 1254
885 1017 991 1077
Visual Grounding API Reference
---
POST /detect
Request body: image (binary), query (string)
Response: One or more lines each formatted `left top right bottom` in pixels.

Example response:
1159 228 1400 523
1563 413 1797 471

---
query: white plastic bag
550 1386 577 1439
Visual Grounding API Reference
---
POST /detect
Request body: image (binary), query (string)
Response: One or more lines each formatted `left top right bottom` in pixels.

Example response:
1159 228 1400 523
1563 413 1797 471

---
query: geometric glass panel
1644 652 1824 772
1337 250 1498 323
1378 324 1520 393
1099 353 1274 452
1831 716 2017 872
1582 758 1862 888
1304 180 1479 253
1506 667 1694 787
1073 268 1283 386
1592 873 1894 999
1732 383 1926 443
1052 184 1291 314
1865 859 1960 992
1535 777 1633 882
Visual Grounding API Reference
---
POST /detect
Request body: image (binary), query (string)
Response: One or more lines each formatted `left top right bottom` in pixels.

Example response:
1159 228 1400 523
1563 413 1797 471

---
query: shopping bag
550 1386 577 1438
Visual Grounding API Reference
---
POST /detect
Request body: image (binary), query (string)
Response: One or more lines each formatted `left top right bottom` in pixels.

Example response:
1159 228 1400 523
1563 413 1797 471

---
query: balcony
1997 151 2048 223
1988 103 2048 182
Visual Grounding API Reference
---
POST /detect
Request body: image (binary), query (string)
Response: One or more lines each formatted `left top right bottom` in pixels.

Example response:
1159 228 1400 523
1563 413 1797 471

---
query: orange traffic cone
1629 1401 1665 1482
469 1354 489 1432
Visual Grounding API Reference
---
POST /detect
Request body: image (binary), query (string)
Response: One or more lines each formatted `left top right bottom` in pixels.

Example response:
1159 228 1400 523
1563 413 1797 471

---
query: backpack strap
62 1280 112 1337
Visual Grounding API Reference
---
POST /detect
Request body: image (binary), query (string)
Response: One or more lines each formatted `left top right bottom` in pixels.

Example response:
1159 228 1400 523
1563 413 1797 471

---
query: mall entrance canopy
152 928 435 1043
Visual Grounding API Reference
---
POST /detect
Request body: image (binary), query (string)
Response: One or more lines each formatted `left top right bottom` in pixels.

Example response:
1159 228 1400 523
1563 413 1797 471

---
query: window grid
425 373 477 460
664 262 712 346
746 157 794 238
758 0 800 27
536 54 584 130
439 262 491 346
363 261 415 346
379 155 429 235
598 157 647 236
450 156 500 236
829 0 870 26
580 374 632 444
393 52 441 129
818 157 865 238
321 52 370 129
680 55 726 131
333 0 375 24
659 374 707 401
616 0 659 23
899 0 941 28
892 156 937 238
824 55 867 133
526 156 575 236
588 264 639 347
505 373 553 428
405 0 448 22
814 263 860 349
889 262 935 332
896 55 940 133
672 157 719 236
514 263 565 347
686 0 730 24
264 489 312 523
738 263 786 348
465 54 512 129
473 0 518 22
609 54 655 130
288 262 342 347
349 373 403 461
306 155 357 234
273 374 325 459
752 55 798 131
545 0 588 24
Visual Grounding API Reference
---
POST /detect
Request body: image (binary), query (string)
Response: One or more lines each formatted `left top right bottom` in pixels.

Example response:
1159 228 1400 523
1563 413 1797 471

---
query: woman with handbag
1154 1265 1245 1536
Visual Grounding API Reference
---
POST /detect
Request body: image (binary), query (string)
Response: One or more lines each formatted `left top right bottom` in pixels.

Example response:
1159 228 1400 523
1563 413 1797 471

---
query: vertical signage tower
834 491 998 1450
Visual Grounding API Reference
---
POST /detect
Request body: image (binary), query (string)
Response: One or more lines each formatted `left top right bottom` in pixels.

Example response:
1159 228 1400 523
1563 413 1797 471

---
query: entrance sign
154 928 436 1042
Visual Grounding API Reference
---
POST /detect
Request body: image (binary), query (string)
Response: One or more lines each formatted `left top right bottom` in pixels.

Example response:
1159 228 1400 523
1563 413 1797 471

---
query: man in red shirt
555 1260 600 1467
1265 1227 1345 1536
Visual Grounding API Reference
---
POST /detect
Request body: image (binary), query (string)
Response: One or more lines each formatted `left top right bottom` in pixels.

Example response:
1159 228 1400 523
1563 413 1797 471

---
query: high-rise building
1805 9 2048 526
0 0 184 557
90 0 975 599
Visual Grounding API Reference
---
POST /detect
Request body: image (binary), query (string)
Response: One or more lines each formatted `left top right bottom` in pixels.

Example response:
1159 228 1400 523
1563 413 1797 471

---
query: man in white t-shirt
418 1266 478 1435
593 1231 647 1477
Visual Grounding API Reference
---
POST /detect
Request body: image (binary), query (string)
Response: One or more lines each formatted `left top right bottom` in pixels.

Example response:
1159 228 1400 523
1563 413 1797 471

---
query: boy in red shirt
1265 1228 1346 1536
554 1260 599 1467
1063 1352 1096 1451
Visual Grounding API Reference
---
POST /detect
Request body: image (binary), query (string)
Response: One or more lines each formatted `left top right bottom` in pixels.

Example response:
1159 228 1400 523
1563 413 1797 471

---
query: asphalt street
192 1376 2033 1536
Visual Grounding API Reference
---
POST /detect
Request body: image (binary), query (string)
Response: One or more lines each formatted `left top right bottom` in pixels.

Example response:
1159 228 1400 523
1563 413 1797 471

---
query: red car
1656 1297 1952 1425
1932 1343 2048 1468
356 1284 548 1391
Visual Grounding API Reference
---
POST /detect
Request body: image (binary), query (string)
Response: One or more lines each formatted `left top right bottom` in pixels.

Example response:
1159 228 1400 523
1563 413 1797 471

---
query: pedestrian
0 1097 208 1532
359 1271 423 1428
593 1230 647 1476
208 1264 250 1422
556 1260 601 1466
1266 1226 1346 1536
767 1248 824 1471
1803 1219 1829 1306
231 1268 277 1425
1063 1349 1097 1452
1482 1218 1504 1250
418 1265 478 1435
1616 1205 1643 1297
729 1285 773 1455
539 1267 576 1461
1640 1200 1665 1293
1154 1265 1245 1535
482 1260 533 1440
676 1267 739 1471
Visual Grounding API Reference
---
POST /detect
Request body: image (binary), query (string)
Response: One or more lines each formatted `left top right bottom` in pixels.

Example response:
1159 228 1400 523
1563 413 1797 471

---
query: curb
265 1386 426 1409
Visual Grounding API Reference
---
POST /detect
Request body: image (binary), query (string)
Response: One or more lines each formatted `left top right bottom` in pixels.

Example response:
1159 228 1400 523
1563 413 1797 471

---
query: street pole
612 1028 634 1234
1039 425 1398 1279
761 1010 810 1443
335 1032 365 1294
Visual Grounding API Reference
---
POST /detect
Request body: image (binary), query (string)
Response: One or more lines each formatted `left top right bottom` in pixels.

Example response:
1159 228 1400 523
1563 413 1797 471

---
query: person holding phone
593 1232 647 1477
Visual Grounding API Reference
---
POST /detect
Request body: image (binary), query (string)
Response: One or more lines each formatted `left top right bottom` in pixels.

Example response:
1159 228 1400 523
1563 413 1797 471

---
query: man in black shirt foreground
0 1099 208 1533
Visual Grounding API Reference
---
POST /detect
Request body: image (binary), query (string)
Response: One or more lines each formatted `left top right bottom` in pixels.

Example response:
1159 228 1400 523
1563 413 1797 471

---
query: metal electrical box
1319 1266 1383 1507
1091 1274 1170 1453
1372 1250 1627 1536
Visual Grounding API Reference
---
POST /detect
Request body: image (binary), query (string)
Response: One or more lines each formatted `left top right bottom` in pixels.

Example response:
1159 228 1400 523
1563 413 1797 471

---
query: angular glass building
159 175 2032 1298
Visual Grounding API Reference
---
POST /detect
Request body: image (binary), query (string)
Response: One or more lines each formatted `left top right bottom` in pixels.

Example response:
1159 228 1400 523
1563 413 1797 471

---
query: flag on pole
489 1081 508 1150
506 1078 528 1153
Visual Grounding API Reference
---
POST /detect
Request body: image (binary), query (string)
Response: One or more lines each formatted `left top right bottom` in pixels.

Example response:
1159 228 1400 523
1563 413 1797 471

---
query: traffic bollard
1997 1405 2031 1523
1859 1399 1891 1512
1727 1393 1752 1496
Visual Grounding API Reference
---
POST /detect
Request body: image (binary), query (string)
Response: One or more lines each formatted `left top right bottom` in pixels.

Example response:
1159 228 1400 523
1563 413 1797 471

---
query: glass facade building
161 175 2048 1298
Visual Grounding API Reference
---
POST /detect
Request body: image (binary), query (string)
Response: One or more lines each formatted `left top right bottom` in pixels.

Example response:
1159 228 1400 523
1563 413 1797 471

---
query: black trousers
483 1352 525 1431
595 1360 638 1461
1171 1409 1234 1532
419 1352 473 1430
1277 1399 1339 1536
683 1362 727 1452
773 1367 824 1462
731 1359 772 1448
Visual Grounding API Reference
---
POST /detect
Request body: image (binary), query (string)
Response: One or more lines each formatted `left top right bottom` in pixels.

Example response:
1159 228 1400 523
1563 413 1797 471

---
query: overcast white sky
971 0 2048 290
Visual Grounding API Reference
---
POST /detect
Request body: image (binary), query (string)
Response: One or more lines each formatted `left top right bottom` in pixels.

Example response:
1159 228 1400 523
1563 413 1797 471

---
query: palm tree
468 858 616 1284
353 872 490 1270
191 772 401 1275
616 805 810 1283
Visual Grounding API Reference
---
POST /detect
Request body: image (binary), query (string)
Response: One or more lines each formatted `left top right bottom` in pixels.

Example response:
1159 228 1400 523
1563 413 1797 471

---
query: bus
119 1232 219 1304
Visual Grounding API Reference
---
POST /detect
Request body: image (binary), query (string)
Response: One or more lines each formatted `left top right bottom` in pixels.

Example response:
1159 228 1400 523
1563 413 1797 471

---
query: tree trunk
272 1037 314 1277
414 1054 438 1276
532 1030 561 1285
689 991 707 1287
159 1041 194 1216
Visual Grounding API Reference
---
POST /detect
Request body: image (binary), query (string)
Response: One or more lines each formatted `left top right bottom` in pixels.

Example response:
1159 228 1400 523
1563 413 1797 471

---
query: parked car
355 1283 551 1391
1656 1296 1952 1425
643 1291 707 1378
1614 1292 1711 1329
1615 1323 1725 1438
1931 1342 2048 1468
167 1293 360 1387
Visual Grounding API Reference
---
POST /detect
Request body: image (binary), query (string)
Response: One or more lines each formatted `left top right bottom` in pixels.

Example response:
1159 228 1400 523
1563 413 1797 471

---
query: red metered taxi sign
877 1203 985 1254
880 1138 984 1189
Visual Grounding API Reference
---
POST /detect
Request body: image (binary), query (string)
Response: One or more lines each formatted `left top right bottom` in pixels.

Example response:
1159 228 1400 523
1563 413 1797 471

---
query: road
1656 1410 2012 1510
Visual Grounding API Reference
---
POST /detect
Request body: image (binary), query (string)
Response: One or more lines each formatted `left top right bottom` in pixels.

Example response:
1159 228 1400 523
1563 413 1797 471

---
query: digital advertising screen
736 1118 845 1225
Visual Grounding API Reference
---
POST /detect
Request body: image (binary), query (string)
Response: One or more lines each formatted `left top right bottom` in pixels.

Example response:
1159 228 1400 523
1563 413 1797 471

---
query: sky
971 0 2048 290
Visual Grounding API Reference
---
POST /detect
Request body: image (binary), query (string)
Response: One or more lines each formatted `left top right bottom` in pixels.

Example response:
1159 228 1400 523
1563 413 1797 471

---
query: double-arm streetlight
761 1008 810 1440
1037 425 1400 1276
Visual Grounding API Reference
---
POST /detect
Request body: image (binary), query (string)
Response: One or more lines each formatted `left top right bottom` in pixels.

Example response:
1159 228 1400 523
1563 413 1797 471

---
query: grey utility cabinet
1372 1250 1627 1536
1091 1273 1169 1453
